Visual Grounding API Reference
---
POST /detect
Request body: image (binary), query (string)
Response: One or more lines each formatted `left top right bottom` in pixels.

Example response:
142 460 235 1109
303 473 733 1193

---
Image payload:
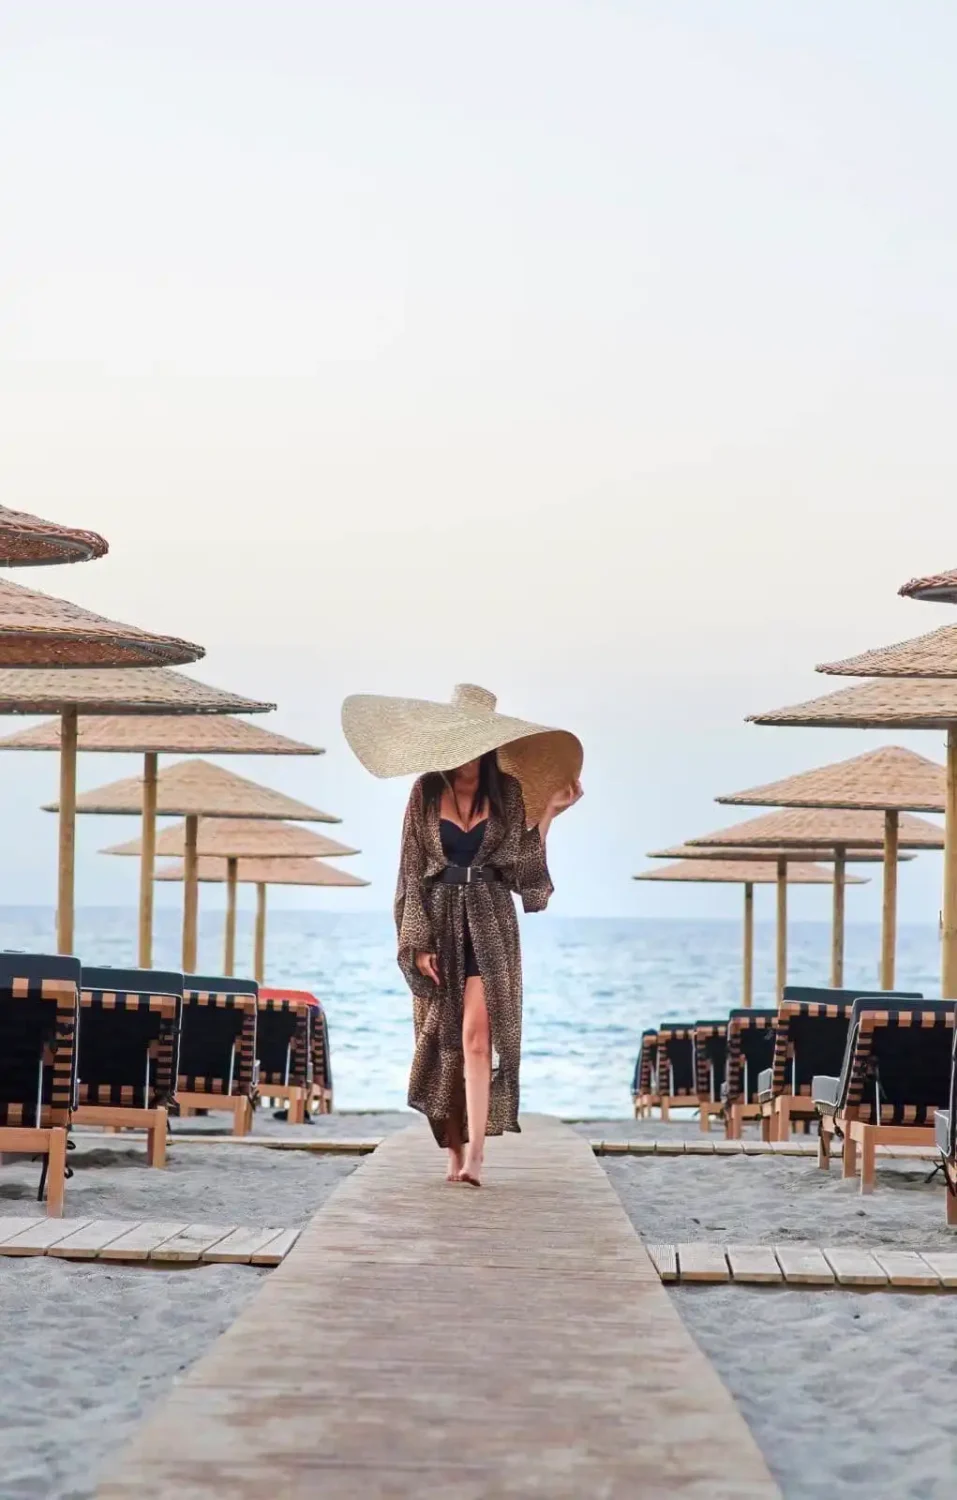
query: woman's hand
415 952 440 984
548 779 583 817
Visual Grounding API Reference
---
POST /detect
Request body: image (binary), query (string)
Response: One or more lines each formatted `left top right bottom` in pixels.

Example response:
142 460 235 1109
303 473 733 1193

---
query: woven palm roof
634 860 866 885
104 818 358 859
0 668 272 717
817 624 957 679
0 712 313 750
0 507 109 568
0 578 203 668
155 856 369 888
45 758 339 822
749 678 957 730
899 569 957 604
649 843 902 865
686 807 943 852
716 747 945 814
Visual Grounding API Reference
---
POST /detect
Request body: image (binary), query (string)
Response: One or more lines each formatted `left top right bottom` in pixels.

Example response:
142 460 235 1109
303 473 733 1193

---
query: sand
597 1118 957 1500
0 1117 381 1500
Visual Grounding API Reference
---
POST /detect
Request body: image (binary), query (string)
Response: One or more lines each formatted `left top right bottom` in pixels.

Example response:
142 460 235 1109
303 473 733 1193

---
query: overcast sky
1 1 954 926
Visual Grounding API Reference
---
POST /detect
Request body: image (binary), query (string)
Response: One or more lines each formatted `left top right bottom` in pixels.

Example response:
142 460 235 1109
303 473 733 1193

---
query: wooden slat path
97 1117 781 1499
648 1243 957 1289
590 1139 937 1159
0 1218 298 1265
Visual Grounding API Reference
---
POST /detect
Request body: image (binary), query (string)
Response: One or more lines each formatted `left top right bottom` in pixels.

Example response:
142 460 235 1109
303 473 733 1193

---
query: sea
0 907 945 1120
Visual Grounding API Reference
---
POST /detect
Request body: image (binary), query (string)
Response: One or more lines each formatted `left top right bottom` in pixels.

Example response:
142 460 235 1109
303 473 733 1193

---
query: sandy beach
0 1113 412 1500
590 1117 957 1500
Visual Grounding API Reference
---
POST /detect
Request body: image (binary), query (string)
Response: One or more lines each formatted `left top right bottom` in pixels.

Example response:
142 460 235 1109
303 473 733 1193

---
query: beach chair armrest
812 1074 841 1109
936 1108 952 1157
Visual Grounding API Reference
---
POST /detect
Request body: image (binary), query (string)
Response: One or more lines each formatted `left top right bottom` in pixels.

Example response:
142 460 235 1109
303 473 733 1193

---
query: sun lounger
723 1009 776 1139
256 989 312 1124
0 952 80 1216
759 987 921 1143
177 975 258 1136
632 1028 659 1118
694 1019 729 1132
814 997 952 1193
73 966 183 1168
655 1022 700 1121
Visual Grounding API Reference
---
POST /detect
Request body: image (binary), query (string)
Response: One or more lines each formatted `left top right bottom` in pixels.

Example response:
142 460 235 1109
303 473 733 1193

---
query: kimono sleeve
394 786 436 999
507 781 554 913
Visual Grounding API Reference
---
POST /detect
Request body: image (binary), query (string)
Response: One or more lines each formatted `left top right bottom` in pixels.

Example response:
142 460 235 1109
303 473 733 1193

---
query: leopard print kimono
395 771 552 1147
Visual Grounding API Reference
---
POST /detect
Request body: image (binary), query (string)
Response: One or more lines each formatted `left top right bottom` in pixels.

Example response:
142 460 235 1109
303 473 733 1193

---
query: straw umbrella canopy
750 677 957 998
0 578 203 668
0 506 109 567
715 748 945 989
634 859 866 1009
104 819 360 975
899 569 957 605
47 759 339 971
0 711 320 967
155 856 370 982
684 809 941 1002
0 668 271 956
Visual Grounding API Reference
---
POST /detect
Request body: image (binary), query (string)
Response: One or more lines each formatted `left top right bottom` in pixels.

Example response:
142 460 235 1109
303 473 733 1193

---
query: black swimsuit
440 818 487 979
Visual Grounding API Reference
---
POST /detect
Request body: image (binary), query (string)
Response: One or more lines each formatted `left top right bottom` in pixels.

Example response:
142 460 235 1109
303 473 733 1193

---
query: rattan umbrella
715 748 945 989
0 668 271 955
899 569 957 605
0 710 320 966
0 506 109 567
45 758 337 971
155 856 369 981
750 678 957 996
684 809 940 1002
634 859 866 1009
0 577 203 668
104 819 359 975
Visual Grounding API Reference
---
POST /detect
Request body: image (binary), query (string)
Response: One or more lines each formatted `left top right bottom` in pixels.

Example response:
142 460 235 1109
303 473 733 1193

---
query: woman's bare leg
461 976 491 1183
445 1073 465 1181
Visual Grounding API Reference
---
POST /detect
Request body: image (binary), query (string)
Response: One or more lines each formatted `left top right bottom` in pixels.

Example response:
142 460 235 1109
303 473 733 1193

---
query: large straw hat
342 683 582 823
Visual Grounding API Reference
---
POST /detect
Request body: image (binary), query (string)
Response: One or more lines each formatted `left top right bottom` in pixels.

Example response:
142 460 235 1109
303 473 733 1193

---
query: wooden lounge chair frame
723 1009 776 1140
815 999 952 1194
655 1023 699 1122
72 968 183 1168
693 1020 728 1133
632 1028 659 1119
0 955 80 1217
178 977 258 1137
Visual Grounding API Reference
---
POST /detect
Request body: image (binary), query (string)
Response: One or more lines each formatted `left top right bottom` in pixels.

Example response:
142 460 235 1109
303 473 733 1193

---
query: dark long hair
421 751 507 825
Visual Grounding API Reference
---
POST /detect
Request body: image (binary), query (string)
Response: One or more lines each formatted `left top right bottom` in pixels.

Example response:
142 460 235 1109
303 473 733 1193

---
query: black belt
437 865 501 886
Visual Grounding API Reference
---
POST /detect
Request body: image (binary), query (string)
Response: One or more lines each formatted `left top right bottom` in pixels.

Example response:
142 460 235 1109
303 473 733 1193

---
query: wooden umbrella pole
224 857 238 976
831 846 846 989
776 857 787 1004
56 708 79 956
254 882 267 985
881 809 899 991
742 881 754 1009
182 814 199 974
138 752 158 969
944 728 957 998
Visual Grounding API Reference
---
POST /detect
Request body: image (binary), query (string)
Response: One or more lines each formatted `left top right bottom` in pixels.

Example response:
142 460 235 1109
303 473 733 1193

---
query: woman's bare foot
458 1152 483 1187
446 1144 465 1182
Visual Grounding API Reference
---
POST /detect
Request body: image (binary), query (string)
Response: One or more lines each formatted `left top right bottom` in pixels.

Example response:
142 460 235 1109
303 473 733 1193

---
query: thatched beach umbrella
46 759 338 971
0 578 202 668
0 668 269 954
155 856 369 982
0 506 108 567
104 819 360 974
684 808 941 1001
751 677 957 998
635 859 866 1008
1 712 320 965
716 748 944 989
900 569 957 605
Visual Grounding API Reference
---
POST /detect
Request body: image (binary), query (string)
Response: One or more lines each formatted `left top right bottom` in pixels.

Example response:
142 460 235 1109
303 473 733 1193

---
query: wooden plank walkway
647 1242 957 1289
591 1139 937 1158
0 1218 297 1264
97 1116 780 1499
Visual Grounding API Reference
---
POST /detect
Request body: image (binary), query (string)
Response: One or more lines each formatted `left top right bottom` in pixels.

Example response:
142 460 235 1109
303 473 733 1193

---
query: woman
342 683 583 1186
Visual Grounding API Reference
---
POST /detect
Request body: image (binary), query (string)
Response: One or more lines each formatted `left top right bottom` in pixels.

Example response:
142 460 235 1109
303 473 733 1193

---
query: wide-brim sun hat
342 683 582 824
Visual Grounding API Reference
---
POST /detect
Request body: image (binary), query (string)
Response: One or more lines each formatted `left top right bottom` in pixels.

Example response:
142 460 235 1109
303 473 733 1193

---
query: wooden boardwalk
98 1117 780 1499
